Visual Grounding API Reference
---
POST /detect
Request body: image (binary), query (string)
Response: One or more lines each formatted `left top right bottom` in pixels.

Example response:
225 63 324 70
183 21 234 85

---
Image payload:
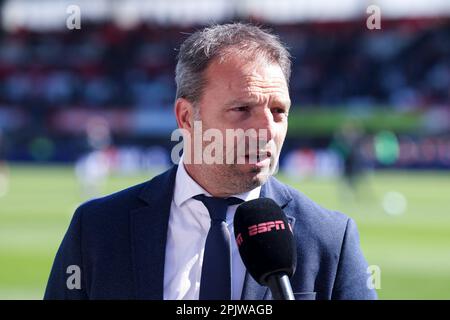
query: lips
245 150 272 163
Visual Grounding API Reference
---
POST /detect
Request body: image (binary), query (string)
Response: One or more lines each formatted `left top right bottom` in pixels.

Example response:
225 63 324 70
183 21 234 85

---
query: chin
228 163 274 190
247 167 272 187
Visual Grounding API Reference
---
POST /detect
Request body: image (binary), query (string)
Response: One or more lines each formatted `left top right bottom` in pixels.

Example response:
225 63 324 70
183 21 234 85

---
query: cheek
274 124 287 143
269 129 286 156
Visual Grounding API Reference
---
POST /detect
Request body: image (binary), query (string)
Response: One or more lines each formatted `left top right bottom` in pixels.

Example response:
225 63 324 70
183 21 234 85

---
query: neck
183 163 234 197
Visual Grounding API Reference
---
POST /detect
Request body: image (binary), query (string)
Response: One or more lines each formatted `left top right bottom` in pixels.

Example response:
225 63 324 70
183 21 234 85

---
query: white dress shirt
163 159 261 300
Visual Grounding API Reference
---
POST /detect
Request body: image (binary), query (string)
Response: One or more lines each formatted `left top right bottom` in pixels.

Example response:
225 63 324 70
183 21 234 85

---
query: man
45 23 377 300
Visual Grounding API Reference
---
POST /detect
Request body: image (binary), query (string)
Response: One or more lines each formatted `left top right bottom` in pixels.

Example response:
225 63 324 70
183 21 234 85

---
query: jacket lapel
240 176 294 300
130 165 178 299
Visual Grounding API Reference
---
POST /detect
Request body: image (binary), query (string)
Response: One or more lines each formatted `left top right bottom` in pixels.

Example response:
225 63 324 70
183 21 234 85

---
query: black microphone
234 198 297 300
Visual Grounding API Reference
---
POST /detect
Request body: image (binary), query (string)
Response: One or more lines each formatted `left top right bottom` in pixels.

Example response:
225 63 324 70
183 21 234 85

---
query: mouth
244 150 272 165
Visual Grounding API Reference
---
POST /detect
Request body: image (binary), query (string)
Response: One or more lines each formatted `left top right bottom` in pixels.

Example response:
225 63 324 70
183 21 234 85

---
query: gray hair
175 23 291 104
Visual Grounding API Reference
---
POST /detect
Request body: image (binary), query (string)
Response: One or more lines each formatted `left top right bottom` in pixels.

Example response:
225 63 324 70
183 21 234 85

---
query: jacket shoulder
76 180 147 219
75 165 177 222
270 177 351 249
269 177 375 299
271 176 349 223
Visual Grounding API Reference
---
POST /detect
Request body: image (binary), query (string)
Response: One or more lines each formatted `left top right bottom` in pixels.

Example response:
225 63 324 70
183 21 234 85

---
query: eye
272 107 287 115
233 106 250 112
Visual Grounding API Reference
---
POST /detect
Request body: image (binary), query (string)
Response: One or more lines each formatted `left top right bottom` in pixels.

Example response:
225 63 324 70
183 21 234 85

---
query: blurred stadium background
0 0 449 299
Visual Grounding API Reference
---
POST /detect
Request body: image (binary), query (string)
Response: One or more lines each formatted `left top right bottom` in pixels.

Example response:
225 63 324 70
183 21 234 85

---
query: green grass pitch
0 165 449 299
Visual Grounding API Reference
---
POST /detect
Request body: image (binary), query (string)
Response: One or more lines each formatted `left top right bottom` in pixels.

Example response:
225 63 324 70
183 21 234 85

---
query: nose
253 107 275 143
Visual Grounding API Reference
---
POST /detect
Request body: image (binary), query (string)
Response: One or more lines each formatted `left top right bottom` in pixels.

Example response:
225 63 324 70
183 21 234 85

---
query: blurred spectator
330 121 371 201
0 128 9 197
1 21 448 111
0 19 449 161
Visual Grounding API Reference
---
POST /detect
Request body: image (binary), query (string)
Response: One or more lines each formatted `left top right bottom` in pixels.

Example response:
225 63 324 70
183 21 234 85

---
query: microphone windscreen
233 198 296 286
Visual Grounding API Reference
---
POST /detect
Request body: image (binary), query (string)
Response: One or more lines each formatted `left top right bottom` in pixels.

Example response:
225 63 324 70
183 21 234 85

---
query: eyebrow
225 98 291 109
224 99 257 108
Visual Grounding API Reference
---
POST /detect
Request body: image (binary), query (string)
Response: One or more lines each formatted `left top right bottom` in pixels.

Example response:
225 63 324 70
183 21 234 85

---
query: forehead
203 54 289 102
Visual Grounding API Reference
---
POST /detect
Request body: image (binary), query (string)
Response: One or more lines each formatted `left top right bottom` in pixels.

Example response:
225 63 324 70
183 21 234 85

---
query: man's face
186 53 290 195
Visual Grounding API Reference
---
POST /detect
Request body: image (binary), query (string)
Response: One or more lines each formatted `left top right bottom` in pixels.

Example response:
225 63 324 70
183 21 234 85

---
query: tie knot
193 194 243 221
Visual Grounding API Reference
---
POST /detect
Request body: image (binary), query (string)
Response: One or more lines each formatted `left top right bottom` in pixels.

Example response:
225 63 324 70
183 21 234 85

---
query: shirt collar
173 157 261 207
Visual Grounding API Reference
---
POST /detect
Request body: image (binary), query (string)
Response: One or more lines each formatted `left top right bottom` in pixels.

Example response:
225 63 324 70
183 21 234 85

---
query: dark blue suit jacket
44 165 377 300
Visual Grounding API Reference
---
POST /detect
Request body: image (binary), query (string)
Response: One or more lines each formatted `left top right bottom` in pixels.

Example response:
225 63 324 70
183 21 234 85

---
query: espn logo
249 220 285 236
235 220 288 247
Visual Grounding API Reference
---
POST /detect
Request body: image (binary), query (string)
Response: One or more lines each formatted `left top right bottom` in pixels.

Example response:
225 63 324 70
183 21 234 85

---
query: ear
174 98 195 130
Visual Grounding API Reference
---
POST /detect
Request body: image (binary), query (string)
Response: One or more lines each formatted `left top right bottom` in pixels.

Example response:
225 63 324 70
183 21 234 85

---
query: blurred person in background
0 128 9 197
44 23 376 300
330 121 371 202
75 117 115 199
